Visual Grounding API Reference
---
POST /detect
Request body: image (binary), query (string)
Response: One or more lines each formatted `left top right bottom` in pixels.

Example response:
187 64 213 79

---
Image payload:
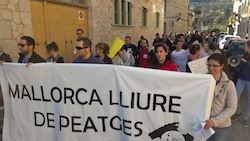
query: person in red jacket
137 38 151 68
151 43 178 71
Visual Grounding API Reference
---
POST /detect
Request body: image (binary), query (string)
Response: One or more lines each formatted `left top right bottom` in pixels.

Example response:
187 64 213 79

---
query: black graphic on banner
149 122 194 141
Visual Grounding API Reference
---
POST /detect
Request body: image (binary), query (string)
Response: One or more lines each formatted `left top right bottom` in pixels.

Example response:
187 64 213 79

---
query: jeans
208 127 232 141
236 78 250 120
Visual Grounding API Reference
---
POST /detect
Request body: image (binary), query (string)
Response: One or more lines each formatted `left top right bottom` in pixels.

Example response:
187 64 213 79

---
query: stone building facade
0 0 33 61
1 0 164 62
187 6 195 33
88 0 164 46
164 0 190 35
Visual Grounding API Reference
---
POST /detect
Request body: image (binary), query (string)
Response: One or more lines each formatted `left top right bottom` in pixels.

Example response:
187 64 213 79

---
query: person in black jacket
190 31 203 44
122 36 139 65
95 42 113 64
17 36 46 63
152 33 161 47
46 41 64 63
160 33 174 52
233 40 250 127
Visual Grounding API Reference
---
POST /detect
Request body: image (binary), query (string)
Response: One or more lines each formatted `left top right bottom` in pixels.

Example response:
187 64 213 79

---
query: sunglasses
77 32 82 35
75 46 88 50
18 43 28 48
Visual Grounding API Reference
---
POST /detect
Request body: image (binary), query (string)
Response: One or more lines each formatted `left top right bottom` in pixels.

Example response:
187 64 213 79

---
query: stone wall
164 0 189 35
88 0 164 46
0 0 33 61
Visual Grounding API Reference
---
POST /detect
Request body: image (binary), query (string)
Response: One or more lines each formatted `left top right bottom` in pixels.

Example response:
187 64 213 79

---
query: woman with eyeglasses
204 53 237 141
95 42 113 64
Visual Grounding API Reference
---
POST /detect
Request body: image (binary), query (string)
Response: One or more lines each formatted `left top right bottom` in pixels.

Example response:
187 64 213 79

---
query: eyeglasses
18 43 28 48
75 46 88 50
207 64 221 68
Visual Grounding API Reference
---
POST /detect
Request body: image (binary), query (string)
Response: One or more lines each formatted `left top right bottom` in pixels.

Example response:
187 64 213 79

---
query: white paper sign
188 56 209 74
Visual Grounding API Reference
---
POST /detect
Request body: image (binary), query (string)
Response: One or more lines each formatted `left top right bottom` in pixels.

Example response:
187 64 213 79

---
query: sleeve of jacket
211 81 237 127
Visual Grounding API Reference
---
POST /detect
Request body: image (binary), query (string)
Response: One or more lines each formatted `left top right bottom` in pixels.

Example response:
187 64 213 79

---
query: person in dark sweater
73 37 104 64
160 33 174 52
233 40 250 127
46 41 64 63
190 31 203 44
95 42 112 64
152 33 161 47
122 36 139 65
17 36 46 63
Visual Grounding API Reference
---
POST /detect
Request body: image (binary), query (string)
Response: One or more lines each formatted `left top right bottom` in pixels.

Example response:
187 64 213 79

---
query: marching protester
112 48 129 65
73 37 104 64
202 41 213 56
122 36 139 65
171 40 188 72
76 28 85 39
46 42 64 63
95 42 113 64
204 53 237 141
73 28 85 60
137 35 145 50
232 40 250 127
17 36 46 63
137 38 151 68
176 33 188 50
161 33 174 52
152 33 161 47
0 45 12 62
207 32 216 50
190 31 203 44
186 44 201 72
151 43 178 71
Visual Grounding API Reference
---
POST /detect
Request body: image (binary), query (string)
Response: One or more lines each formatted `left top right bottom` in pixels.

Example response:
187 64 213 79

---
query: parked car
223 38 246 52
219 35 240 50
222 39 246 57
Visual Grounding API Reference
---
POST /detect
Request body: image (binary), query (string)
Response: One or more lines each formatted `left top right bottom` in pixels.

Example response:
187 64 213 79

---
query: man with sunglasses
17 36 46 63
72 37 104 64
73 28 85 60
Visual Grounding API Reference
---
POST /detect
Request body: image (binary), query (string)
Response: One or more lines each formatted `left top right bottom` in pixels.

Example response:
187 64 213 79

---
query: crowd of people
0 30 219 71
0 29 250 141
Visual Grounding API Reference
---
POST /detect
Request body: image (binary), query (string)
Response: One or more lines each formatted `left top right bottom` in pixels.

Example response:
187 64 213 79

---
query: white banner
0 63 215 141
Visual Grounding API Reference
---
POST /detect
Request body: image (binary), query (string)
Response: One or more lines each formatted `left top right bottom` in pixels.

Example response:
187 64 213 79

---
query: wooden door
30 0 88 62
30 0 47 59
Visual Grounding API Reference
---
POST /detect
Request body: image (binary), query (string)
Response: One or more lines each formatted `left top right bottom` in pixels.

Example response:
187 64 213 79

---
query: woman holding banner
205 53 237 141
151 43 178 71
